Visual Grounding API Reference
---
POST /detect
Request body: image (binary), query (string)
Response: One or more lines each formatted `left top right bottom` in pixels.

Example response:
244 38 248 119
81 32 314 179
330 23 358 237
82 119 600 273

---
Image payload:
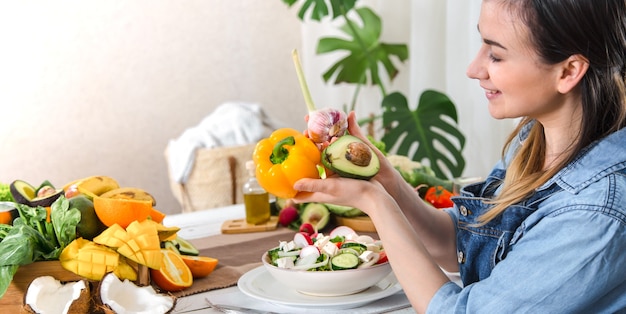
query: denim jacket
428 123 626 314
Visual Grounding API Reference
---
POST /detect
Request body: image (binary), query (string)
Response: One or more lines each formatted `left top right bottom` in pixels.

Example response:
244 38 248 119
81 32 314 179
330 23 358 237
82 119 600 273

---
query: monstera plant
282 0 465 179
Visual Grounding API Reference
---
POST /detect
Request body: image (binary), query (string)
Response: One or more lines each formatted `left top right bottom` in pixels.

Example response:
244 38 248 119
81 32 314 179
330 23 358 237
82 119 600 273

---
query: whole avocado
69 195 107 240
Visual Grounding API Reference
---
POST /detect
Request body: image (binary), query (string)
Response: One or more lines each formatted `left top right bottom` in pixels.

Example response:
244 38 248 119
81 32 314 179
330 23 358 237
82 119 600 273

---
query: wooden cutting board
334 216 377 233
221 216 279 234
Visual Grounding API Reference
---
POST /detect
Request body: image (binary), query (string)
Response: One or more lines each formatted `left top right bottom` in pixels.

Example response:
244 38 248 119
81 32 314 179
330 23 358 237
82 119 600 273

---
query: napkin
167 102 281 184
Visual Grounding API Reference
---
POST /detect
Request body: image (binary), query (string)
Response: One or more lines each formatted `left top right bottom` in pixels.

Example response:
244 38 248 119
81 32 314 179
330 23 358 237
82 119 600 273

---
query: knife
202 298 279 314
210 303 279 314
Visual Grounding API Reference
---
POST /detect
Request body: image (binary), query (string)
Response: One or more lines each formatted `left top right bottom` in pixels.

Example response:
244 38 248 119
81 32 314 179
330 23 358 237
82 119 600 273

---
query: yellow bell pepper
253 128 321 199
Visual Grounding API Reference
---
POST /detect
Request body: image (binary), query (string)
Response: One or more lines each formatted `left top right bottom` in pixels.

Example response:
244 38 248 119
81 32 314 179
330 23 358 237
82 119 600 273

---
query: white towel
167 102 281 183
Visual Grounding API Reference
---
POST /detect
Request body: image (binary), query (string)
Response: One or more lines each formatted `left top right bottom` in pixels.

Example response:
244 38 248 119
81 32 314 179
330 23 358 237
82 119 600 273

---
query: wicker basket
166 144 256 213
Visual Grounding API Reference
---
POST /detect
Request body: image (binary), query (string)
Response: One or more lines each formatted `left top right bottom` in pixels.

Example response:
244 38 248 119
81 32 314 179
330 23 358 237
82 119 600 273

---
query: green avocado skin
321 135 380 180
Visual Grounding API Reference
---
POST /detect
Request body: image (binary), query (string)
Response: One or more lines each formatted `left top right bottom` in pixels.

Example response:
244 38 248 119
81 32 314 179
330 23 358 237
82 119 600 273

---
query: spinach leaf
0 265 18 299
50 196 80 251
14 203 47 235
0 224 55 266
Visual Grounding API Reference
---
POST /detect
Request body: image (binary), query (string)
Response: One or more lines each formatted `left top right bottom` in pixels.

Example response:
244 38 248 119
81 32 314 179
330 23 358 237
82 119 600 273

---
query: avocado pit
345 142 372 167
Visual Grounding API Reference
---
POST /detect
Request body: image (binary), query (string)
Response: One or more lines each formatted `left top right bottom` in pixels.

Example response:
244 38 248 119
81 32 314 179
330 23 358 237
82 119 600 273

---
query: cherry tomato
376 251 388 264
424 186 455 209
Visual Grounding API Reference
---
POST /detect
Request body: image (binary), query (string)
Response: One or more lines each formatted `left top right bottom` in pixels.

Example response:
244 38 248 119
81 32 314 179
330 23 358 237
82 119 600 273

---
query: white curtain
299 0 516 179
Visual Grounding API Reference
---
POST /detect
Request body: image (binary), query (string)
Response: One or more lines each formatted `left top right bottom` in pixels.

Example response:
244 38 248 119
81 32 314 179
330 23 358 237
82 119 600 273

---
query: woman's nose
466 49 487 80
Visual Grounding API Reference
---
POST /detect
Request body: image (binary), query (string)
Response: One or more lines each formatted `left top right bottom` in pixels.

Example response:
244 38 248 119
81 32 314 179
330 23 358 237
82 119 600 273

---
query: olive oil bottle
243 160 270 225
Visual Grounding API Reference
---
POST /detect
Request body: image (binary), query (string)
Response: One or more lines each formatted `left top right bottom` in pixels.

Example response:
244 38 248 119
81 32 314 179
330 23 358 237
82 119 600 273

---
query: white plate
237 266 402 310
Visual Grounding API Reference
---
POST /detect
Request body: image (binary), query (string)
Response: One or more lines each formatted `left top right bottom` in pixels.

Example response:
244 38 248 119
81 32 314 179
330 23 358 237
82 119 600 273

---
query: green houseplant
282 0 465 179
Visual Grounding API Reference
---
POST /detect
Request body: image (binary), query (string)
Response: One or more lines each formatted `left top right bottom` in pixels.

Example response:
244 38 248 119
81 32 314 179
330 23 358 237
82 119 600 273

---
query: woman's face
466 1 567 121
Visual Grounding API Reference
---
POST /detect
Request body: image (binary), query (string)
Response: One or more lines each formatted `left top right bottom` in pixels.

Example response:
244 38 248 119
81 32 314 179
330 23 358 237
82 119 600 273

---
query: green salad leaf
0 183 13 202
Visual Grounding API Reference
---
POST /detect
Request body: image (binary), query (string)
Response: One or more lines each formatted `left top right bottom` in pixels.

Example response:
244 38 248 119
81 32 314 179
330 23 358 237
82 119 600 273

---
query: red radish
293 232 313 248
278 206 299 226
329 226 357 238
299 223 316 236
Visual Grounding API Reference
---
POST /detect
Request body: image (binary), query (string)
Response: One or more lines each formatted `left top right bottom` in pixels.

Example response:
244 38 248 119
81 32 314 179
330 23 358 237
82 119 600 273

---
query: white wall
0 1 305 214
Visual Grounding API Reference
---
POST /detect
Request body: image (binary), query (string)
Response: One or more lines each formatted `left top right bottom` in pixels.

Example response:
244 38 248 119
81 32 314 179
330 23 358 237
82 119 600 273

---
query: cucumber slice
331 252 359 270
340 242 367 254
161 240 180 254
174 237 199 256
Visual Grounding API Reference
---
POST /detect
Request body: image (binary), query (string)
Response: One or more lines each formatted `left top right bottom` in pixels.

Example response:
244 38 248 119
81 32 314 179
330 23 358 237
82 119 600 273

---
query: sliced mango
60 238 123 281
93 223 130 248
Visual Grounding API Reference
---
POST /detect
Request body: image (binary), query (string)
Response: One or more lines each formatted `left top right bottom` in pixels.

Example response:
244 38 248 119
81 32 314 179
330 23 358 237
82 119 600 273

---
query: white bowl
261 251 393 296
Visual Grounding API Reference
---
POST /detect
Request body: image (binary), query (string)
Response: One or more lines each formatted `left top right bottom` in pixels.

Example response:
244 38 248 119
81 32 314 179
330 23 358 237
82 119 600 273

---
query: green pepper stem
270 136 296 164
292 49 317 113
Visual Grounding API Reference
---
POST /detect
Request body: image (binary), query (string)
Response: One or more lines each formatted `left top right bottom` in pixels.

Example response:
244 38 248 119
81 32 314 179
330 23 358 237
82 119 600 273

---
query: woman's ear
557 54 589 94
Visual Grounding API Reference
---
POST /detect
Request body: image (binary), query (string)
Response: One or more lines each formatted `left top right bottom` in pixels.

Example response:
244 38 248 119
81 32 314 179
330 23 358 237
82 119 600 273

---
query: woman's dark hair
481 0 626 223
521 0 626 147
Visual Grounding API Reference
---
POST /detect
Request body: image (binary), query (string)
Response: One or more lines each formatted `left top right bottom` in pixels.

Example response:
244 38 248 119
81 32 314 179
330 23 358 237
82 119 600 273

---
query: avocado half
10 179 64 207
322 135 380 180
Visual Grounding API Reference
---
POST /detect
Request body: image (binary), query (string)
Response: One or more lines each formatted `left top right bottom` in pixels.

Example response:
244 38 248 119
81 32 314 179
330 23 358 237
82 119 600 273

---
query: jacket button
460 205 468 216
457 250 466 264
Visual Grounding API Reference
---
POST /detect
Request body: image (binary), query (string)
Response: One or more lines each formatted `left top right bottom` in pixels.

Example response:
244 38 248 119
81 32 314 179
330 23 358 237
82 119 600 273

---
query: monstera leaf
381 91 465 178
316 7 409 85
282 0 357 21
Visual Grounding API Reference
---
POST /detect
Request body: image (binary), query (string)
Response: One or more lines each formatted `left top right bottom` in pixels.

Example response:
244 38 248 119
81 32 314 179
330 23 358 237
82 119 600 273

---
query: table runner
171 227 294 297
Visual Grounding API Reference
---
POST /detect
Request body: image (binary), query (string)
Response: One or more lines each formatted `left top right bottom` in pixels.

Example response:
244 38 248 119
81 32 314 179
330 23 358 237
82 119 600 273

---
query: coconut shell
21 277 91 314
96 273 176 314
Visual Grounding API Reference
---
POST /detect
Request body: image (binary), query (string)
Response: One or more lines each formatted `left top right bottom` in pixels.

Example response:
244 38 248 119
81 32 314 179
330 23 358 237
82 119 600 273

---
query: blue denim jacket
428 123 626 314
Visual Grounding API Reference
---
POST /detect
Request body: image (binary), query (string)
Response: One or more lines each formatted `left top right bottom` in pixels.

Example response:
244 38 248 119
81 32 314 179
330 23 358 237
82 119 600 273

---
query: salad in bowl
262 225 393 296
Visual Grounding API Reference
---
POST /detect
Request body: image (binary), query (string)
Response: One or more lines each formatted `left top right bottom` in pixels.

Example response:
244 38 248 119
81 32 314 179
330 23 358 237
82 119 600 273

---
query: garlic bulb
307 108 348 144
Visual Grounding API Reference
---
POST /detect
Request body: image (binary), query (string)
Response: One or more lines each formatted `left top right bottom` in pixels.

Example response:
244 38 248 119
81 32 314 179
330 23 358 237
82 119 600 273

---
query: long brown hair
480 0 626 223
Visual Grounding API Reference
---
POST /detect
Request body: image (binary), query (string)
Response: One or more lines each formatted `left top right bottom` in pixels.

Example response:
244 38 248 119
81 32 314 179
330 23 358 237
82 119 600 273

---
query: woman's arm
345 111 459 270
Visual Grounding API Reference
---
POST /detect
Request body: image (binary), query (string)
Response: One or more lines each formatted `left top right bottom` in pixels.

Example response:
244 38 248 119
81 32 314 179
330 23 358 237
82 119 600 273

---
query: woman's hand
292 173 388 217
343 111 413 197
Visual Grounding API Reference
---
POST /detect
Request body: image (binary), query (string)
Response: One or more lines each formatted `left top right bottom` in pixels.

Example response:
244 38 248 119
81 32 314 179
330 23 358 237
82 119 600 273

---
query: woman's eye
488 53 501 62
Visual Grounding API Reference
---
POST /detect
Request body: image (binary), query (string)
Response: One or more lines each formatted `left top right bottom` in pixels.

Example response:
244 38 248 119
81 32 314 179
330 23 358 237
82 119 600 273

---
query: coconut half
98 273 175 314
23 275 91 314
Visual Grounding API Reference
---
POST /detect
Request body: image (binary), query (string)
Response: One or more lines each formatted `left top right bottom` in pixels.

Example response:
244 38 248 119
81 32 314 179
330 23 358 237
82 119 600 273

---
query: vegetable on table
424 186 455 209
0 196 81 299
0 182 14 202
253 128 321 199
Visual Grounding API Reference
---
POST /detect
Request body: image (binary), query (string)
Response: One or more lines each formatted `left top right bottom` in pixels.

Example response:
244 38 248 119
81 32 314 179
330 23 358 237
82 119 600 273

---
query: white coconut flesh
100 273 174 314
24 275 87 314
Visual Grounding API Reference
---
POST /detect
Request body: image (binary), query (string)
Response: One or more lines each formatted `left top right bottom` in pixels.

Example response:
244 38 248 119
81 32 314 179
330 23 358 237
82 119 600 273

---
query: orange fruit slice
180 255 219 278
93 196 153 228
0 210 15 225
150 250 193 292
149 208 166 223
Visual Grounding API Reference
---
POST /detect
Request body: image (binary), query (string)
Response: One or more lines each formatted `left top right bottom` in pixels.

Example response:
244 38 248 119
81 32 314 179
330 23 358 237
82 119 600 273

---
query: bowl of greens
262 226 392 296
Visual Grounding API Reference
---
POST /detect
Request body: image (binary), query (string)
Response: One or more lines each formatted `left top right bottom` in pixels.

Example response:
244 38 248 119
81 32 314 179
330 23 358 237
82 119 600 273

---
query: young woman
293 0 626 312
